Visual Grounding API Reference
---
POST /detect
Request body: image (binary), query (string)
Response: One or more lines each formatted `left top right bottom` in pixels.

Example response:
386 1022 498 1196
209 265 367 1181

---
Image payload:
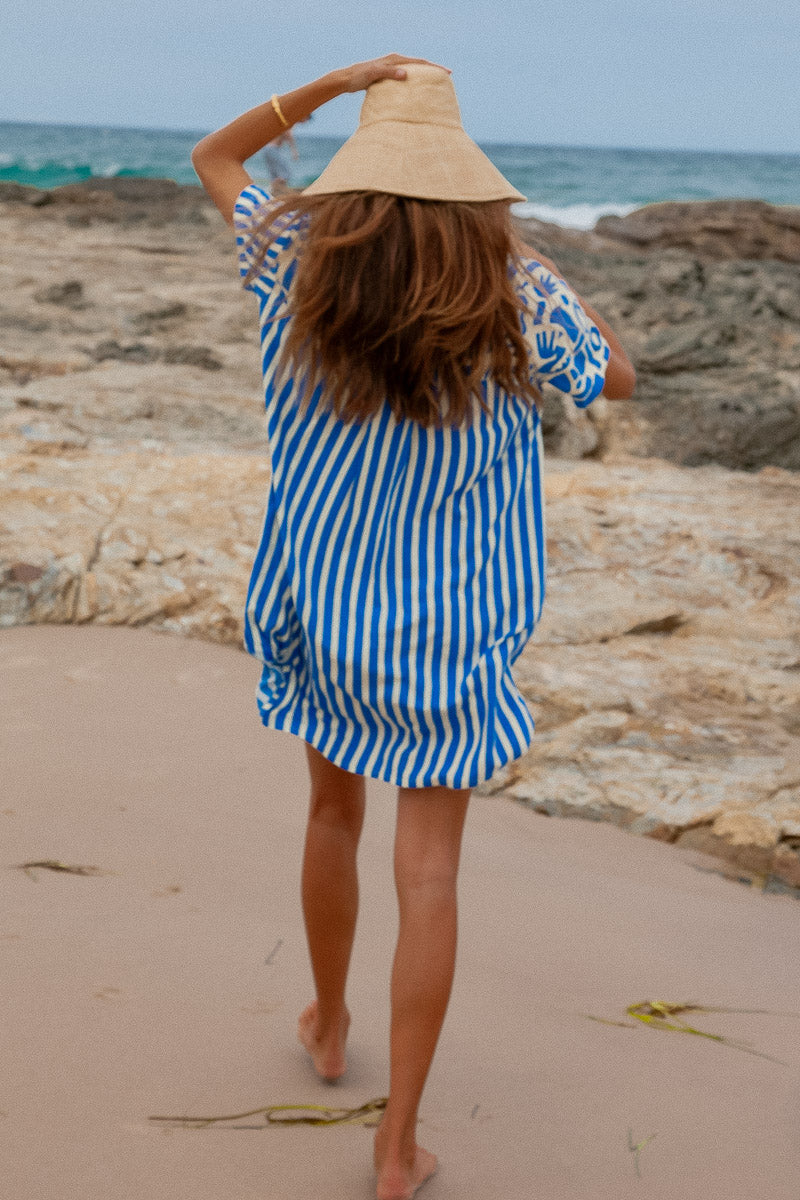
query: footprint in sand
93 986 123 1001
151 884 183 897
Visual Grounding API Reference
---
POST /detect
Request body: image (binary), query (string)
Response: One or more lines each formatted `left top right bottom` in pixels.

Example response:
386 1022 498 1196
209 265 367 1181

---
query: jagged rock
55 177 187 203
637 318 737 373
0 181 52 206
596 199 800 263
0 178 213 226
0 312 51 333
605 370 800 473
512 214 621 259
161 344 223 370
88 339 222 370
34 280 86 308
0 445 266 641
92 340 158 364
1 354 90 386
131 302 188 331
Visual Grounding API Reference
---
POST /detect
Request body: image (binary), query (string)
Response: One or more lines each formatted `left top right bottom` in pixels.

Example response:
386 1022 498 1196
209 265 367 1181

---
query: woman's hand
340 54 450 93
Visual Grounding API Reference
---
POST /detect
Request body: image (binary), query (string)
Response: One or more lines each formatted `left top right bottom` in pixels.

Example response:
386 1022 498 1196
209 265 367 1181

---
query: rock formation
515 202 800 474
595 199 800 263
1 185 799 894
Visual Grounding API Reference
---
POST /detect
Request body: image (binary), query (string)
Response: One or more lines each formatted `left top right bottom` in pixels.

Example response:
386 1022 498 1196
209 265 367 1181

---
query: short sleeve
233 184 273 285
517 260 610 407
233 183 301 298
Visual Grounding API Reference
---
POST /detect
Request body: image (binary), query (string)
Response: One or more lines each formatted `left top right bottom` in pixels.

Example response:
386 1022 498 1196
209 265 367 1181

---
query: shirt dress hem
254 681 536 790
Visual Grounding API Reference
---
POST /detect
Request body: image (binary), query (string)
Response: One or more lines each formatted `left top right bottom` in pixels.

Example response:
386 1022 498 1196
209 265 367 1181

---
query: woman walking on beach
192 54 635 1200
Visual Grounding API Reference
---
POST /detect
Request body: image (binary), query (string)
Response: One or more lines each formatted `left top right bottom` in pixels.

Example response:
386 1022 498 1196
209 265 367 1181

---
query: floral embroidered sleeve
517 260 610 407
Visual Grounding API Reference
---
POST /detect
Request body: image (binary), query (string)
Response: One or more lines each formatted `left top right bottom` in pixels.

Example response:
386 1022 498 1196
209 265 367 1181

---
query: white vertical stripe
398 421 443 783
386 422 426 780
358 421 409 779
414 425 458 783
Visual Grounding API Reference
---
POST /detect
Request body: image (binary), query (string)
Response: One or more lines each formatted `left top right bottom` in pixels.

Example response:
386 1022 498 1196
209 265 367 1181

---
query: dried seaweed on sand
17 860 109 880
149 1097 388 1130
585 998 797 1065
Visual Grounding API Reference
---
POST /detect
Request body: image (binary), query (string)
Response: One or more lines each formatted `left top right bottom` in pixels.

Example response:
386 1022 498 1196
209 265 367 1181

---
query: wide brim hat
303 64 525 204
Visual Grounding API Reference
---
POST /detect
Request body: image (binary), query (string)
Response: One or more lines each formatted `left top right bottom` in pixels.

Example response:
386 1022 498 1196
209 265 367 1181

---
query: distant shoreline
3 117 800 160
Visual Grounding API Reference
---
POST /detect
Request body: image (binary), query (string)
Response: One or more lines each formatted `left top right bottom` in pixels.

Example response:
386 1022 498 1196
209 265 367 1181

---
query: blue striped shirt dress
234 184 609 790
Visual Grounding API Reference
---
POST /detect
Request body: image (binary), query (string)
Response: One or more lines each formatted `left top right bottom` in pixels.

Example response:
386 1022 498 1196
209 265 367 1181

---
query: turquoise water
1 120 798 230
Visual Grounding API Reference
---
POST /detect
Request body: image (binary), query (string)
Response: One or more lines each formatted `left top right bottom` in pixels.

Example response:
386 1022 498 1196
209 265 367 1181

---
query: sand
1 624 798 1200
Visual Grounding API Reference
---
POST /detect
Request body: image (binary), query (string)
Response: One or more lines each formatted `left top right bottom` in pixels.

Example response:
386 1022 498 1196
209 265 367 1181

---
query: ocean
1 120 798 230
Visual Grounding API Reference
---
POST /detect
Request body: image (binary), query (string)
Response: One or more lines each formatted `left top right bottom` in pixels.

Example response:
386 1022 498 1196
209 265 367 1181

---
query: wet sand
1 625 798 1200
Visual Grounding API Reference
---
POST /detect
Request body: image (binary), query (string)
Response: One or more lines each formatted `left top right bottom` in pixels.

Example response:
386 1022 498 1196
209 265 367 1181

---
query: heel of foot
375 1146 438 1200
297 1002 349 1082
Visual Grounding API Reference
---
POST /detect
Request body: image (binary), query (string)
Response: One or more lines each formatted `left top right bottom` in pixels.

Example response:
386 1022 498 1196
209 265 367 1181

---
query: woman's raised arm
191 55 449 226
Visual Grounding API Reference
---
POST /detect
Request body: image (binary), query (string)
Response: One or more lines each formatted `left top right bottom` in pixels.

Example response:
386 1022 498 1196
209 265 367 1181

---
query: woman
192 54 635 1200
262 127 298 193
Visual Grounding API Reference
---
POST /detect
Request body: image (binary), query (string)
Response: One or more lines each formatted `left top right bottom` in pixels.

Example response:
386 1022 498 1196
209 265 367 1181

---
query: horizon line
1 116 799 161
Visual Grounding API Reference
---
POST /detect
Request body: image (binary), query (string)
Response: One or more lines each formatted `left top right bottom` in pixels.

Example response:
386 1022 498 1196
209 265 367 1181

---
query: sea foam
511 201 639 231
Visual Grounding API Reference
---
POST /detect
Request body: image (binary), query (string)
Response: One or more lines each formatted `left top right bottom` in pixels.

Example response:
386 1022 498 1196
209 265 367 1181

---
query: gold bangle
270 93 289 129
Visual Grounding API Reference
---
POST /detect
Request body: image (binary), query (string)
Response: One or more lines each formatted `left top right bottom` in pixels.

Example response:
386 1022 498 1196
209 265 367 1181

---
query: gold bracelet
270 93 289 129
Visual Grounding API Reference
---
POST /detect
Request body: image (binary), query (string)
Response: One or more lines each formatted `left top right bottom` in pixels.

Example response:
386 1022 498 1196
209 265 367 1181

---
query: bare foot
297 1000 350 1082
374 1127 438 1200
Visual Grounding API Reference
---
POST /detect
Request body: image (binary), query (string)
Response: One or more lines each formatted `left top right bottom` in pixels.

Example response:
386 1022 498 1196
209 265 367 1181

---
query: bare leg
374 784 471 1200
298 743 366 1081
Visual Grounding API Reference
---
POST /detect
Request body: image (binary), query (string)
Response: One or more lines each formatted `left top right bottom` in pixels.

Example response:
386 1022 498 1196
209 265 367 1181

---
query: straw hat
303 64 526 204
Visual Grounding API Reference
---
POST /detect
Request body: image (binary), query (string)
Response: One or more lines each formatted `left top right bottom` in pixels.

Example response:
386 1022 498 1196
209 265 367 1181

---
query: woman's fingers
385 53 452 72
344 54 451 92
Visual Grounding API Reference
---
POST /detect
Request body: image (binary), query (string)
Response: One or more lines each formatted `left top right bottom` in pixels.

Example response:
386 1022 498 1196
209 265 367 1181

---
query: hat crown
359 64 464 130
302 62 525 203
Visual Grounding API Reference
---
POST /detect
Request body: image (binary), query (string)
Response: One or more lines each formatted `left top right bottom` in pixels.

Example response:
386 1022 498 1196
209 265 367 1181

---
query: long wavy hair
243 190 541 428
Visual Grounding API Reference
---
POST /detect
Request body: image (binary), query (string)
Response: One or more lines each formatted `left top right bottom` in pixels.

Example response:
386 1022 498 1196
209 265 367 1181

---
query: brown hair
244 191 541 428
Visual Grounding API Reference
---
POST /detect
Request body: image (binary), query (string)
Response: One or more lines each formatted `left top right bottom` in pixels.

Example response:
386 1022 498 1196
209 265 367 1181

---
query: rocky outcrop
592 252 800 472
2 185 800 893
513 238 800 472
0 177 213 226
2 438 799 893
3 182 800 472
0 445 265 643
595 199 800 263
481 458 800 894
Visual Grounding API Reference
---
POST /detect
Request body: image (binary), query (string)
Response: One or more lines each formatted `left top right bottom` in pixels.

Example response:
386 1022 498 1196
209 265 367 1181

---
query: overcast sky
4 0 799 153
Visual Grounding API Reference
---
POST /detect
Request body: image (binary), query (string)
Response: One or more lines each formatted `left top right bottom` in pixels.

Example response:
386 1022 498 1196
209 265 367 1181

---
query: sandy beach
2 623 799 1199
